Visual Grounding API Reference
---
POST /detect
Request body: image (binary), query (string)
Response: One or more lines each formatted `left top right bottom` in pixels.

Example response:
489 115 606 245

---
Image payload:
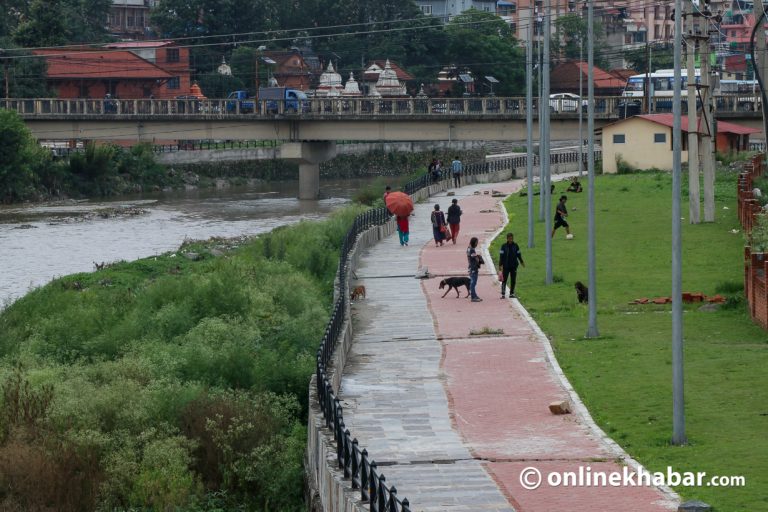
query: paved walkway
341 180 679 511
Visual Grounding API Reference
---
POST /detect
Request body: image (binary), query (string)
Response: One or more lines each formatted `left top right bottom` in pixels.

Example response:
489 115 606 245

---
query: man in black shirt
498 233 525 298
551 195 572 238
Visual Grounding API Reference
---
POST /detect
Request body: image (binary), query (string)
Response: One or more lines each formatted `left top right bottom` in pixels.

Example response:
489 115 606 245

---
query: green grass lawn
493 171 768 511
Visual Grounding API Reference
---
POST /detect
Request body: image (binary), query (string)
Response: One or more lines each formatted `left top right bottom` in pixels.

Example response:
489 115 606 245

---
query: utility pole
579 36 584 177
646 39 651 114
586 0 598 338
538 15 546 222
544 0 553 285
686 6 701 225
527 15 535 249
700 22 715 222
671 0 687 447
755 0 768 142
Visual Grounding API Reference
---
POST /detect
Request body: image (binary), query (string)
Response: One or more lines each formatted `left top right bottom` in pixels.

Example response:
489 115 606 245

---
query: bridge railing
3 96 763 118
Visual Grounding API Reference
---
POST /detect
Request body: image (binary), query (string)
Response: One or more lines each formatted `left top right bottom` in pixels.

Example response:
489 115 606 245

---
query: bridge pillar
281 142 337 200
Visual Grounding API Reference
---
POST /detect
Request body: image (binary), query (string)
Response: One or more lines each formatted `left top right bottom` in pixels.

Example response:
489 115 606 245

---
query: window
613 134 626 144
654 133 666 143
167 77 180 89
167 48 180 63
420 4 432 14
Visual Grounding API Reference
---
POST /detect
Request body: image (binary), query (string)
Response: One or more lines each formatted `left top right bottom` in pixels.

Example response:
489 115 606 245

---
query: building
107 0 156 40
314 62 343 97
601 114 759 173
361 60 413 96
33 48 173 99
260 49 316 91
105 41 192 98
415 0 497 20
551 61 627 95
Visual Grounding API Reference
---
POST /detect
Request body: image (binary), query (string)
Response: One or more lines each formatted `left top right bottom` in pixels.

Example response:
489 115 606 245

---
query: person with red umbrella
384 191 414 247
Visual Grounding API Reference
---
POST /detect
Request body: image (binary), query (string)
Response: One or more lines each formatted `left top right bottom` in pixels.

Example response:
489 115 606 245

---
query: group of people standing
429 199 462 247
428 156 464 187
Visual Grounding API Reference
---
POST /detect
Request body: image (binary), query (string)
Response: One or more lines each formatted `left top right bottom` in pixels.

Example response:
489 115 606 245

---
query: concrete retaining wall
305 167 511 512
157 140 485 165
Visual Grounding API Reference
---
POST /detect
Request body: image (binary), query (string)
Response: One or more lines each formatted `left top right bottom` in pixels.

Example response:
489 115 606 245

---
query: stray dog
575 281 589 303
439 277 471 298
350 285 366 301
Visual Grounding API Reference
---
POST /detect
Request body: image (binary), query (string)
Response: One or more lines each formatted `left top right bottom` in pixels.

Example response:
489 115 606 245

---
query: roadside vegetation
494 169 767 511
0 205 364 511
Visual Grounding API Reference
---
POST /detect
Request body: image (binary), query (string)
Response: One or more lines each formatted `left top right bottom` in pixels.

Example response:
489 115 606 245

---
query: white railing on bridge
1 96 763 118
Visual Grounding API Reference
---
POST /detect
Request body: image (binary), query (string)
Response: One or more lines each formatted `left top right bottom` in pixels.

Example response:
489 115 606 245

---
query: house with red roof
35 41 193 100
34 48 173 99
601 113 759 173
551 60 627 96
105 41 192 98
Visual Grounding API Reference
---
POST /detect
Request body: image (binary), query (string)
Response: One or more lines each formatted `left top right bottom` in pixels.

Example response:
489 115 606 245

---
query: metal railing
316 205 411 512
2 96 763 119
313 150 600 510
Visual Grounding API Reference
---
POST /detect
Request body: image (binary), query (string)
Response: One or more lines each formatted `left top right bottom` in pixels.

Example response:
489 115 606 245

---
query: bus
717 79 760 111
622 69 702 99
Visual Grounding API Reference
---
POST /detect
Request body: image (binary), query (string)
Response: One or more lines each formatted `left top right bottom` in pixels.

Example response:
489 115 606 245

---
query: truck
258 87 309 113
226 90 256 113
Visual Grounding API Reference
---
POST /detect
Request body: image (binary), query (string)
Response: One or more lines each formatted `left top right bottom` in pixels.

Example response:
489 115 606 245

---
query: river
0 178 378 308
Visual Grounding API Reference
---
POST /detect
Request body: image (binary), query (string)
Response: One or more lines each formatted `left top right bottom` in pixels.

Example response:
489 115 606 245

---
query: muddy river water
0 178 377 308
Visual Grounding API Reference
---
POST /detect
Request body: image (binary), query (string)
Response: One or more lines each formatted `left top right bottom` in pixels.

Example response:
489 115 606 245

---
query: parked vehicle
258 87 309 113
226 90 256 113
549 93 581 113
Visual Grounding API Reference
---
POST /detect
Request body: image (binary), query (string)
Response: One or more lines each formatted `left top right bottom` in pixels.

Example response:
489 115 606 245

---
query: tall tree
553 14 608 68
13 0 68 47
623 43 674 73
0 109 48 202
444 9 525 95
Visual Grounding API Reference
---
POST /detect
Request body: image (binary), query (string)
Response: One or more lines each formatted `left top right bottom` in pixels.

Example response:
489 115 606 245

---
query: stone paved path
340 180 679 512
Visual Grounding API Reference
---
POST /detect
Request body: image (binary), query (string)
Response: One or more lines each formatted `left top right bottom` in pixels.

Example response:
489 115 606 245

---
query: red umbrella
385 191 414 217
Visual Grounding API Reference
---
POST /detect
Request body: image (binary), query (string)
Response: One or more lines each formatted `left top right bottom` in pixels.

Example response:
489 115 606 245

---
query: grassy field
492 170 768 511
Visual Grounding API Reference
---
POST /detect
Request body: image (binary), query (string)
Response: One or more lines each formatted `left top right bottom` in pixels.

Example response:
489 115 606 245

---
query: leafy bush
0 206 361 510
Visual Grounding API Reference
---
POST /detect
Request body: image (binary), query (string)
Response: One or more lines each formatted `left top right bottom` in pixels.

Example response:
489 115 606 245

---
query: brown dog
350 285 366 301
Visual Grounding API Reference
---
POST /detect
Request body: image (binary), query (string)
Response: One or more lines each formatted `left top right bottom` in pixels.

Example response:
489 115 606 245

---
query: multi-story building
107 0 157 40
104 41 193 98
414 0 498 20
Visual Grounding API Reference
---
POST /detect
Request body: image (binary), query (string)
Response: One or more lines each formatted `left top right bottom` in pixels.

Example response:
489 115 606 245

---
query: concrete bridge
3 96 763 199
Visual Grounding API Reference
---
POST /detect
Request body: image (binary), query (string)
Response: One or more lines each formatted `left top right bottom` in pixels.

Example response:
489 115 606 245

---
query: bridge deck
341 181 679 511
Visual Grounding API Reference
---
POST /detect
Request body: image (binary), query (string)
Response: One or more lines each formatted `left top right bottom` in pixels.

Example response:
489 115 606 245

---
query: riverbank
0 205 364 511
495 170 767 511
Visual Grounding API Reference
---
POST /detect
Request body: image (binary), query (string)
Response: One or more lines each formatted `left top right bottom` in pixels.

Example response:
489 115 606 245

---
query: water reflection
0 178 379 307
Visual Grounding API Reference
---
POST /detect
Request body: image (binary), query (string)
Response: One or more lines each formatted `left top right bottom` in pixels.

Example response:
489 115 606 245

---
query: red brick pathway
421 183 678 512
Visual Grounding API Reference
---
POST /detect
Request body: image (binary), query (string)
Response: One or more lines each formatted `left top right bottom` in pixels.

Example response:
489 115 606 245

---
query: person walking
446 198 462 244
498 233 525 298
451 156 463 187
430 204 448 246
396 215 409 246
551 195 572 238
467 237 483 302
428 158 439 183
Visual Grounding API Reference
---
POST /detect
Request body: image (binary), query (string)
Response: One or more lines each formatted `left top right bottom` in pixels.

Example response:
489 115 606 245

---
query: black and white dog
439 277 472 298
